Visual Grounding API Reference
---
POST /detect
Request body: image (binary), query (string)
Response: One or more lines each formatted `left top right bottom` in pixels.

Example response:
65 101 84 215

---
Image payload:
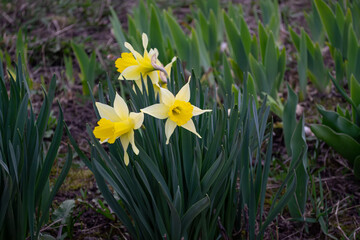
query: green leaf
249 54 268 95
181 195 210 233
35 103 64 202
298 29 308 100
283 84 298 155
109 7 127 52
189 29 201 77
223 11 248 72
264 32 278 98
311 124 360 165
288 117 308 218
165 12 190 63
314 0 342 49
289 27 300 51
53 199 76 224
318 105 360 141
149 6 166 62
258 170 297 238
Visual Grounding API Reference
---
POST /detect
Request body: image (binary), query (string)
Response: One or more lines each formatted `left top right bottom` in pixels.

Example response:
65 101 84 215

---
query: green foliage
311 75 360 178
289 27 329 95
70 59 303 239
305 1 325 45
71 43 98 95
314 0 360 85
282 85 308 218
249 23 286 99
0 57 72 239
259 0 281 40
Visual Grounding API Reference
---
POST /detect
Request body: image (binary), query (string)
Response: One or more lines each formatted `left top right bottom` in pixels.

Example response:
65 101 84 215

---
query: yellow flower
115 33 176 91
141 78 211 144
93 93 144 165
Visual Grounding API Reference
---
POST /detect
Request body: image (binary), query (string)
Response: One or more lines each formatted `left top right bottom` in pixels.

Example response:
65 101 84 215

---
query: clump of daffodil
93 93 144 165
141 77 211 144
115 33 176 91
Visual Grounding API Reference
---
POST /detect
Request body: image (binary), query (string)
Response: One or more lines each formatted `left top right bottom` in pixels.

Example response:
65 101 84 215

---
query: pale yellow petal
129 130 139 155
130 112 144 129
141 104 169 119
124 42 143 60
160 88 175 106
119 65 142 80
181 119 201 138
134 79 144 92
114 93 129 119
149 48 159 60
95 102 121 122
148 71 160 84
175 77 191 102
120 134 130 165
164 57 176 76
192 106 212 116
142 33 148 51
165 118 177 144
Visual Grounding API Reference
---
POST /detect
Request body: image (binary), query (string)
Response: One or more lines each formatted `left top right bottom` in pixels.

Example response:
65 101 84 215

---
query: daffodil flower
141 78 211 144
93 93 144 165
115 33 176 91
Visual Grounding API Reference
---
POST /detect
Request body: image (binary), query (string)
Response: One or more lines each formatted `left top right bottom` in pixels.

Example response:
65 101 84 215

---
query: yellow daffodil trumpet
93 93 144 165
115 33 176 91
140 77 212 144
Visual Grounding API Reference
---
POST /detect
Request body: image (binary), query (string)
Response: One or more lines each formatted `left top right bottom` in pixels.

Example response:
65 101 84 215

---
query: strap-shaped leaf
318 105 360 141
165 12 190 63
223 11 248 72
311 124 360 165
181 195 210 233
109 6 128 52
258 171 297 238
35 103 64 200
315 0 342 49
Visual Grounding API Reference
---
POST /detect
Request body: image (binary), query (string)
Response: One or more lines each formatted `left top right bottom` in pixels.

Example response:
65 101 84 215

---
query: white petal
160 88 175 106
148 71 160 84
134 79 144 92
95 102 121 122
120 134 130 165
124 42 143 60
175 77 191 102
114 93 129 119
141 104 169 119
181 119 201 138
119 65 142 80
130 112 144 129
165 119 177 144
164 57 176 76
192 106 212 116
142 33 148 51
129 130 139 155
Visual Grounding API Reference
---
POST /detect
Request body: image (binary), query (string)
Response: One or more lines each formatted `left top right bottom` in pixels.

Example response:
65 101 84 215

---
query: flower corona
93 93 144 165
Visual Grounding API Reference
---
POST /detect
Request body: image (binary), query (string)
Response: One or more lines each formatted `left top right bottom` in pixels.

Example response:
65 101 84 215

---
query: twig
335 201 350 240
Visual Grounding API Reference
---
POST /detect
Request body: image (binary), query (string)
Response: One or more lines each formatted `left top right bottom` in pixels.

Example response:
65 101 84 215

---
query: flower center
168 100 194 126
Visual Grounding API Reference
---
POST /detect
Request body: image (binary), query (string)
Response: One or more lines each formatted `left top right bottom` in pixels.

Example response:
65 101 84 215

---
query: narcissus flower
141 78 211 144
115 33 176 91
93 93 144 165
